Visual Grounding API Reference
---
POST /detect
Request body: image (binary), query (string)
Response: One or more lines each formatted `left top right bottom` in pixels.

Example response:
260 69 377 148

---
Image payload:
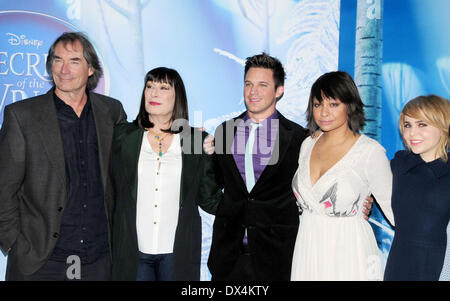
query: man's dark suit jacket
207 111 309 280
0 89 126 278
110 122 221 281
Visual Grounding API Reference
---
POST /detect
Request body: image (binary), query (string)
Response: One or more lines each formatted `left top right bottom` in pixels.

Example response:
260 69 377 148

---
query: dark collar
53 88 91 117
241 110 279 123
428 154 450 178
399 150 450 178
235 110 286 126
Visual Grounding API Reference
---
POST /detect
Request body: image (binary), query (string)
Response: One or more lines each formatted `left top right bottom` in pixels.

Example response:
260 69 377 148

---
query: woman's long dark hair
134 67 189 133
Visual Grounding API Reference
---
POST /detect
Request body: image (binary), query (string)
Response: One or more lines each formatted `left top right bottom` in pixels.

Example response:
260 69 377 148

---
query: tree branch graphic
99 0 152 78
354 0 384 140
237 0 276 53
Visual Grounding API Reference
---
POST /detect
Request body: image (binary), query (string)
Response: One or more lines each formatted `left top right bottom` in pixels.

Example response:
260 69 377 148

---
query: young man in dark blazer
207 53 309 280
0 32 126 280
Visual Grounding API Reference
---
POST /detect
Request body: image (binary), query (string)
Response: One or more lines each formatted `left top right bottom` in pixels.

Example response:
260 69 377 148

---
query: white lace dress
291 134 394 281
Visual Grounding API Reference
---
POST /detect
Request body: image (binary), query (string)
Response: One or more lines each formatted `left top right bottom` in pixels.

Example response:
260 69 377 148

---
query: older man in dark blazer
0 32 126 280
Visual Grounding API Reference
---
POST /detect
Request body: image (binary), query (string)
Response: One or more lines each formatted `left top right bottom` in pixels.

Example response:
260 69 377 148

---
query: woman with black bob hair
111 67 221 281
134 67 188 132
291 71 394 280
305 71 365 134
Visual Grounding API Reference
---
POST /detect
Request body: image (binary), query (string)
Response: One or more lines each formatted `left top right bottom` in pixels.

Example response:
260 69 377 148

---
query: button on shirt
50 92 109 264
232 111 279 185
136 132 182 254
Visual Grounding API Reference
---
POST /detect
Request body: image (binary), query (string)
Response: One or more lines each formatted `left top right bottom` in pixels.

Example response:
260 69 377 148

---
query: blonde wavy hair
399 95 450 162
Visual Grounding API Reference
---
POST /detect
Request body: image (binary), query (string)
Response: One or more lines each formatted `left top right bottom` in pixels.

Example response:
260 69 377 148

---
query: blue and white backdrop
0 0 449 281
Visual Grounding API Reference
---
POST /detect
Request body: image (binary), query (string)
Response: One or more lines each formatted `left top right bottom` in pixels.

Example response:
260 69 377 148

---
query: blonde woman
384 95 450 281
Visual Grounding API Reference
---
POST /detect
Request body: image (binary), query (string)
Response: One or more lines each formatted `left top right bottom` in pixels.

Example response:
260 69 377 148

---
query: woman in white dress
291 71 395 280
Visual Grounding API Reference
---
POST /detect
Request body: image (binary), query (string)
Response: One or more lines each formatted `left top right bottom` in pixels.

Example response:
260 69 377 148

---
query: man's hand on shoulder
203 132 215 155
362 195 374 220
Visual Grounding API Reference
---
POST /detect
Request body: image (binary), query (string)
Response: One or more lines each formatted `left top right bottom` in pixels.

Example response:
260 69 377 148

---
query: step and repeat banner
0 0 448 281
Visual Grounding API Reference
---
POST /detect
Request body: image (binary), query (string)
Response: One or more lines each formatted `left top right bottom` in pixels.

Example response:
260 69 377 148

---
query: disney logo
7 33 44 49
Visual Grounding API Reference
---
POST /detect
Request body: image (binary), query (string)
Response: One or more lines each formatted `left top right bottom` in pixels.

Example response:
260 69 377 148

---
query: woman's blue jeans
136 252 174 281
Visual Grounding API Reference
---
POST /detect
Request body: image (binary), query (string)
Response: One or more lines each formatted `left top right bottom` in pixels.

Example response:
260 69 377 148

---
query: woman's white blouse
136 132 182 254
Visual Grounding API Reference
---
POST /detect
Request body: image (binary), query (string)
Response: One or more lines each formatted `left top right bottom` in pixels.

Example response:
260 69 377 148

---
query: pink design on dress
324 200 332 209
294 191 300 199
